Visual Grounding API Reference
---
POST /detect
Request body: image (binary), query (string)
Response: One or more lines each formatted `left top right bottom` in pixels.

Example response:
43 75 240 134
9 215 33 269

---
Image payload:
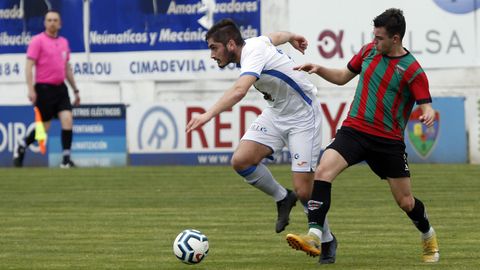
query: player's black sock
61 129 73 163
24 129 36 146
308 180 331 231
406 197 431 233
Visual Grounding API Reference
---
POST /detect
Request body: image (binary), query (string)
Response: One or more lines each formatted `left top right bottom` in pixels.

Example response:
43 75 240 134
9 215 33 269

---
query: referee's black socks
61 129 73 162
24 129 36 146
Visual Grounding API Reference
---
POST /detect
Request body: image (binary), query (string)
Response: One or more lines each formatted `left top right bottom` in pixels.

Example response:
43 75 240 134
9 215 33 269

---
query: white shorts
241 106 322 172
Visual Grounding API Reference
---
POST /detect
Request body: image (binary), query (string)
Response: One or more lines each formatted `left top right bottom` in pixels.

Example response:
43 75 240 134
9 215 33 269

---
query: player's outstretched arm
294 63 356 85
268 31 308 54
186 75 256 133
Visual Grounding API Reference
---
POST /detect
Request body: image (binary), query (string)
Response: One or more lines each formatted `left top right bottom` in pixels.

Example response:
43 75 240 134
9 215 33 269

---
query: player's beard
218 49 237 68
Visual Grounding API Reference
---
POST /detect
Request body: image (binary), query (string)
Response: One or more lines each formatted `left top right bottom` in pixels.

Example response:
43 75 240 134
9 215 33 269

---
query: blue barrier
405 97 467 163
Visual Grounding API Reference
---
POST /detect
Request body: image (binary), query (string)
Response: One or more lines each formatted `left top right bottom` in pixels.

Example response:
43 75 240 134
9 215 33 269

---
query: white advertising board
0 51 240 83
289 0 479 68
126 99 350 165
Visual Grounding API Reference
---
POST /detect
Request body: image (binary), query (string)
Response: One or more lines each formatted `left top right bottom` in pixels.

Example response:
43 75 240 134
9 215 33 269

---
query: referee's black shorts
326 126 410 179
34 83 72 122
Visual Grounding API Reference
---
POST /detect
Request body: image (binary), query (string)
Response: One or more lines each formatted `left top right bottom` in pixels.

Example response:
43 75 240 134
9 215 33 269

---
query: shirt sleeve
65 38 71 62
347 43 373 74
410 71 432 104
240 37 268 78
26 36 41 61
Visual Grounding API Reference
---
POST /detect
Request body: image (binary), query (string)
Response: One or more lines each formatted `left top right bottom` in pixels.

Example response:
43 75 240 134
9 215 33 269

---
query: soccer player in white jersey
186 19 337 263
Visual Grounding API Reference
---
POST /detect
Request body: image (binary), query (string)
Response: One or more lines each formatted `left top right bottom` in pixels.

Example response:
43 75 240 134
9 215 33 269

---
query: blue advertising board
1 0 260 82
0 0 83 53
0 0 260 53
88 0 260 52
405 97 467 163
0 104 126 167
48 104 127 167
129 150 291 166
0 106 48 167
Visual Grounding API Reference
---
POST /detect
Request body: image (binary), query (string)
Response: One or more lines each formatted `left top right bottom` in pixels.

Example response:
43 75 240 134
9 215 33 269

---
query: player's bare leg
388 177 439 262
292 171 336 261
232 140 296 233
287 149 347 258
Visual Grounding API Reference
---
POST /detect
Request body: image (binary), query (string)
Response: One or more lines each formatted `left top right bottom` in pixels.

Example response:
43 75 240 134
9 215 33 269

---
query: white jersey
239 36 322 172
240 35 318 117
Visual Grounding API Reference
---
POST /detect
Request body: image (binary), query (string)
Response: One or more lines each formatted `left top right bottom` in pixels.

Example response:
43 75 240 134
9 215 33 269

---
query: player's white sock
240 163 287 202
308 228 322 240
321 217 334 243
422 227 435 240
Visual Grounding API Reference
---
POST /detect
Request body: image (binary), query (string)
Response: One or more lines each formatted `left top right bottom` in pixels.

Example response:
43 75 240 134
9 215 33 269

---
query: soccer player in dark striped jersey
285 8 439 263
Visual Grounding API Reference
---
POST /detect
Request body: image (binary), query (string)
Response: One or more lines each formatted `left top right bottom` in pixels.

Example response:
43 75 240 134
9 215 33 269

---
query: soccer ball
173 229 209 264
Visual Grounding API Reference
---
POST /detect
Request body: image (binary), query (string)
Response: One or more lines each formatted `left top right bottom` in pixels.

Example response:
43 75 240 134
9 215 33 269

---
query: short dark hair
206 18 244 46
373 8 406 39
45 9 61 18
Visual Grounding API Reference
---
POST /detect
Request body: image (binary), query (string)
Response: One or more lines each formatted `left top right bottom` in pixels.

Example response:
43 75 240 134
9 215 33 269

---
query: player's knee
294 188 310 202
397 197 414 212
314 166 336 181
231 154 250 171
60 118 73 129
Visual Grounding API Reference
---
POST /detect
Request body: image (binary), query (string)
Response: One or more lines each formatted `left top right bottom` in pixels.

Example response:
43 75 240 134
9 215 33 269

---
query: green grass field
0 164 479 269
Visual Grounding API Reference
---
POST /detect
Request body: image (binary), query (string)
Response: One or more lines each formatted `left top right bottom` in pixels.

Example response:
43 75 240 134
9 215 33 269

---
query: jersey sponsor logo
406 107 440 159
433 0 480 14
249 123 267 133
297 161 308 167
138 106 179 150
293 153 307 166
394 64 406 77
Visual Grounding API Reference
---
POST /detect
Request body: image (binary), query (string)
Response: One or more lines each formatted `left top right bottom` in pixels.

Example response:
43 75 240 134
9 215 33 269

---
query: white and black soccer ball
173 229 209 264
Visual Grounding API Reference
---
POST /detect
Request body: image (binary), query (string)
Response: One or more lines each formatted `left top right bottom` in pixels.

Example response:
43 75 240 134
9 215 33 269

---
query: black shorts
35 83 72 122
326 126 410 179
